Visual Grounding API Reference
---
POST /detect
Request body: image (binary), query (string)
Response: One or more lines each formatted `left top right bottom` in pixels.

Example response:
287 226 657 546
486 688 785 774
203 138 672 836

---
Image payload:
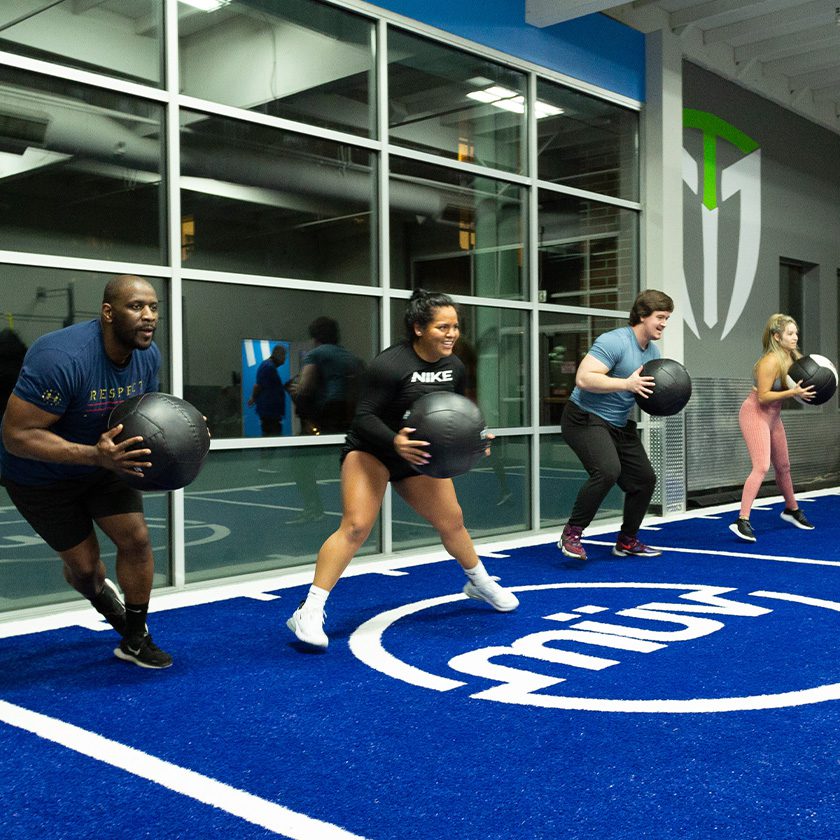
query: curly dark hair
403 289 457 341
308 316 340 345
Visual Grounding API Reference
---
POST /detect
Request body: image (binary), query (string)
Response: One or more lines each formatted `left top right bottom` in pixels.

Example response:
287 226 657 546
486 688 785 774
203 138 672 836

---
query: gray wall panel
682 63 840 499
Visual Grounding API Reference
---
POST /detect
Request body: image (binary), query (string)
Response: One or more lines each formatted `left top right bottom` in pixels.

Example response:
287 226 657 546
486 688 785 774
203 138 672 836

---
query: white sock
464 559 490 584
305 585 330 611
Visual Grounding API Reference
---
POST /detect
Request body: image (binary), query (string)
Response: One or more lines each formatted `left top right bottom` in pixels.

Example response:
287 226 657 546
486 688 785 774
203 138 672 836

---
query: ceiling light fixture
535 101 563 119
485 85 520 99
178 0 231 12
494 96 526 114
466 90 503 104
467 85 564 119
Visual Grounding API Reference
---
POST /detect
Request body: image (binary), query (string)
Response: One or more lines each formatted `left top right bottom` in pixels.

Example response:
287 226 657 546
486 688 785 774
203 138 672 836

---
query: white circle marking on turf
348 582 840 713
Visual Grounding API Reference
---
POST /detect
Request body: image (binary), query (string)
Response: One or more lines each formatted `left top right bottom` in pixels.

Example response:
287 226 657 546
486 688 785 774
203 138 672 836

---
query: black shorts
340 442 419 483
3 470 144 553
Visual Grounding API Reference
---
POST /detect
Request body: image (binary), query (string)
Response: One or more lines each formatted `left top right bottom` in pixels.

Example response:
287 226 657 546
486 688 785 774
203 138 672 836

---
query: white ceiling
526 0 840 137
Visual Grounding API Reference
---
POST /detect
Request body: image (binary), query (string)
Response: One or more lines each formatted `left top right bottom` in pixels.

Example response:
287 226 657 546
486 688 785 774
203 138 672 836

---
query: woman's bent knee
433 509 465 538
340 519 374 548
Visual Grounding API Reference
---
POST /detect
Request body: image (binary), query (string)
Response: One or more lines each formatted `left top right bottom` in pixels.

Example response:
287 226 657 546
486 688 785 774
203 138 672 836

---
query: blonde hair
755 313 801 379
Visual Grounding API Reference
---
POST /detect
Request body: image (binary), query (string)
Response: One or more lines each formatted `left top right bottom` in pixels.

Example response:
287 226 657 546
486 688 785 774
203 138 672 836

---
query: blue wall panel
369 1 645 102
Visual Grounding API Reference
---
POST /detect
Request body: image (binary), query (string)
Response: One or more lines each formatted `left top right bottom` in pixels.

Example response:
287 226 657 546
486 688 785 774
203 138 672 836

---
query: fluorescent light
466 85 563 119
485 85 519 100
535 101 564 119
494 96 526 114
467 90 502 104
466 76 495 88
178 0 230 11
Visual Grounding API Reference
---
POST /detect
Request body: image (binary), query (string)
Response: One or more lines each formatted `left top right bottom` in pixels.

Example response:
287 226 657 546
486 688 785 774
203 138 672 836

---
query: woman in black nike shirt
287 290 518 648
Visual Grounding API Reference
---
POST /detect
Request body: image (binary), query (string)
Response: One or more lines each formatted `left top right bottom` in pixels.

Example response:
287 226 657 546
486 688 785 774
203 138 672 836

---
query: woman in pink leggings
730 313 816 542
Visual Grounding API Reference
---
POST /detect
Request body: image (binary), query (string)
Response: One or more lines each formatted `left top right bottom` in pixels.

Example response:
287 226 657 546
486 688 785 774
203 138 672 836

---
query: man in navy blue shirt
248 344 287 437
0 275 172 669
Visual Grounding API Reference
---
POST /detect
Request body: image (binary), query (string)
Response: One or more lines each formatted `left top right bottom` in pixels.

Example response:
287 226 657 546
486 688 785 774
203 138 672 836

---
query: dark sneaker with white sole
612 535 662 557
780 508 814 530
558 524 587 560
729 517 757 542
114 634 173 669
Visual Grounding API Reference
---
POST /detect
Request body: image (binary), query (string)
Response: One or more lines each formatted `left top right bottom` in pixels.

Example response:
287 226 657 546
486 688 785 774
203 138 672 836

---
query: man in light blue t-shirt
559 289 674 562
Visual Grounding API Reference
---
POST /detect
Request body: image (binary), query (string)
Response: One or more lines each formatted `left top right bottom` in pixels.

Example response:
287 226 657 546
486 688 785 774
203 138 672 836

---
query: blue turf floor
2 493 840 839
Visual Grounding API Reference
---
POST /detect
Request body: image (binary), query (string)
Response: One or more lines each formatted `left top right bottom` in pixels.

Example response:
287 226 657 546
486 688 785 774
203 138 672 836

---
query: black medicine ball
403 391 487 479
786 354 838 406
635 358 692 417
109 393 211 490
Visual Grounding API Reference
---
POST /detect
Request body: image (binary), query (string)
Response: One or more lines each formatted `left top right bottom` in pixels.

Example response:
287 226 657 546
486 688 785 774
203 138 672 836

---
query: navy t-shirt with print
0 319 160 485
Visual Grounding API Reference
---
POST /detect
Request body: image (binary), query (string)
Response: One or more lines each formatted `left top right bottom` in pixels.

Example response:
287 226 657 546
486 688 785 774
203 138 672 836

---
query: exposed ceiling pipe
2 93 468 219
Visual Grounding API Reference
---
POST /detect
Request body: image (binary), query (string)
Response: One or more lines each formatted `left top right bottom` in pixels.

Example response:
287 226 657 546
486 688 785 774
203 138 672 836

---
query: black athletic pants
562 400 657 536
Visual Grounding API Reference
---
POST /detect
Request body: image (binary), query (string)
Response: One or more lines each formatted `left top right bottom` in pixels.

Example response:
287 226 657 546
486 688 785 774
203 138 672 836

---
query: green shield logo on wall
682 109 761 340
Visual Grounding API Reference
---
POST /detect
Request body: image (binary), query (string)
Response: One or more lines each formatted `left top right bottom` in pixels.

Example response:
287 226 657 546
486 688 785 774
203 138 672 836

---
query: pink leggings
737 390 796 518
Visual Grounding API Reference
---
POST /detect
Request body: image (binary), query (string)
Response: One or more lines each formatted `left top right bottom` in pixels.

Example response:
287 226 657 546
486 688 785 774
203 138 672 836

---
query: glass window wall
389 156 527 300
184 444 374 583
0 7 642 612
0 264 170 390
180 110 377 283
388 28 526 175
0 67 165 263
538 190 637 311
182 280 377 439
178 0 375 138
537 79 639 201
0 0 163 87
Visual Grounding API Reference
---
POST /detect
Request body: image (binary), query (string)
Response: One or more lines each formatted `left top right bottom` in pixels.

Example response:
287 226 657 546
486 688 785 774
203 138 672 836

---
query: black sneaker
612 535 662 557
780 508 814 530
91 578 127 636
729 517 756 542
114 634 173 669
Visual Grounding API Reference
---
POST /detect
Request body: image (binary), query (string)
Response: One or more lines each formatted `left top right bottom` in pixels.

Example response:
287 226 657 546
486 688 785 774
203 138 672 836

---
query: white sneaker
286 601 329 648
463 577 519 612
